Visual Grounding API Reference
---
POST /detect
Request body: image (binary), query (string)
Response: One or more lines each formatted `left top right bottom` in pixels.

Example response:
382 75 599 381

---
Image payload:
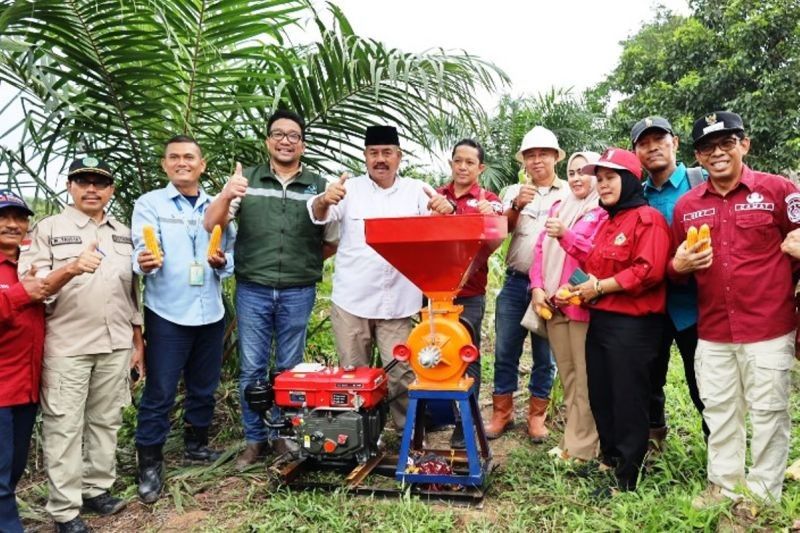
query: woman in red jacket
0 191 46 533
556 149 670 493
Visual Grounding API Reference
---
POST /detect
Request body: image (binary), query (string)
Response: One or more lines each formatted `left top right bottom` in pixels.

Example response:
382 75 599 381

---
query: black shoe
138 460 164 504
449 425 466 449
137 444 164 504
81 491 127 516
55 516 89 533
184 441 222 463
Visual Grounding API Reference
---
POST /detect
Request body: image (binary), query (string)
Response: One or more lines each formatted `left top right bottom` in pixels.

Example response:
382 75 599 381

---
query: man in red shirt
433 139 502 447
0 190 46 533
669 112 798 506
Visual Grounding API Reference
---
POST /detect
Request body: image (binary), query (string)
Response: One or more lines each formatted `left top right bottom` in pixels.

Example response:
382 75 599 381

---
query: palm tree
0 0 508 219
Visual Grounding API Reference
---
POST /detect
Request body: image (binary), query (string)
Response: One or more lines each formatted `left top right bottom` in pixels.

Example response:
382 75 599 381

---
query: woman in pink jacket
530 151 606 461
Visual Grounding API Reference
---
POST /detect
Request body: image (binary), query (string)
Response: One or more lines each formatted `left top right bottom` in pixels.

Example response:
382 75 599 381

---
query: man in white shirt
308 125 454 428
485 126 568 443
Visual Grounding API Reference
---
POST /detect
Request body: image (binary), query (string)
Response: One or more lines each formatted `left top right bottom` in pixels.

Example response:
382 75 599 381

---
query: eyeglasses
696 136 740 156
70 176 113 190
268 130 302 144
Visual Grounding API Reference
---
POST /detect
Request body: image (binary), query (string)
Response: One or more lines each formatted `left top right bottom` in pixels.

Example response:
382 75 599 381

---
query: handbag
520 302 548 338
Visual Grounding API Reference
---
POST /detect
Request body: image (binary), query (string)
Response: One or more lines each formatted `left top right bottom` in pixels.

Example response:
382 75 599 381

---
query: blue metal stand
395 383 491 487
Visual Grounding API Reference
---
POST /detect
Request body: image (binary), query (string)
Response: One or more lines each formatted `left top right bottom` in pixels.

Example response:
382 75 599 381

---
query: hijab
601 169 647 218
540 151 601 295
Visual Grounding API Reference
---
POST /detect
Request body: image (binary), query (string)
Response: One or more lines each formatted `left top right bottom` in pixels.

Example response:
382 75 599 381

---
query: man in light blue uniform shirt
130 135 235 504
633 117 708 447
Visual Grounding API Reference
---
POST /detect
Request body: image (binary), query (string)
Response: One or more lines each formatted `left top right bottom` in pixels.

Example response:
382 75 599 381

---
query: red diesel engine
245 364 388 464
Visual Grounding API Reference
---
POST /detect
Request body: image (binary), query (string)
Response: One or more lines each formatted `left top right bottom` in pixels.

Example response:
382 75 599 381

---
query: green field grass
15 258 800 532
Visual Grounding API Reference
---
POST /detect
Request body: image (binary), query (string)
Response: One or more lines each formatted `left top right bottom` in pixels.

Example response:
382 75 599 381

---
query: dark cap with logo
0 190 34 216
691 111 745 146
67 157 113 180
630 116 674 146
364 125 400 147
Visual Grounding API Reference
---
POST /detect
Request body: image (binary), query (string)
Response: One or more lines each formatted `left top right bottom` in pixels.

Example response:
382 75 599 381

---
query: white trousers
695 331 794 501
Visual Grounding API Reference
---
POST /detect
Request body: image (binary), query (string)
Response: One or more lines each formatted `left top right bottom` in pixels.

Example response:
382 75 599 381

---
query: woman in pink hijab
529 151 606 461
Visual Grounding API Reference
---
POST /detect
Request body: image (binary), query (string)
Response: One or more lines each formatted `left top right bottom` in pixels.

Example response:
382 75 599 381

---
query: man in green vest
204 110 338 468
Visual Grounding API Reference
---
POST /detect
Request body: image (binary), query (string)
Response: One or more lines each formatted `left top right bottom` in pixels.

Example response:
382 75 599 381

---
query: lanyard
172 196 205 261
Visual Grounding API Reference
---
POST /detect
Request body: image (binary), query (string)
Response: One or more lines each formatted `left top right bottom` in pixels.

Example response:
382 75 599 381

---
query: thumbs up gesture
544 208 565 238
322 172 349 206
476 188 494 215
73 240 104 275
21 265 48 302
222 162 248 201
424 186 455 215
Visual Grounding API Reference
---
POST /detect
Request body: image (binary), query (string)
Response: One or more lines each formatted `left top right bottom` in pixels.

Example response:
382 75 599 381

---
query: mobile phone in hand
568 267 590 286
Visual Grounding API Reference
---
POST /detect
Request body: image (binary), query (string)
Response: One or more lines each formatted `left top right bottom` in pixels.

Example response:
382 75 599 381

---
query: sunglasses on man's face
70 176 113 190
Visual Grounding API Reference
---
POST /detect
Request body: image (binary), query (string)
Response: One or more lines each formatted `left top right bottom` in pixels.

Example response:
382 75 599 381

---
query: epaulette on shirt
27 213 57 232
638 207 654 226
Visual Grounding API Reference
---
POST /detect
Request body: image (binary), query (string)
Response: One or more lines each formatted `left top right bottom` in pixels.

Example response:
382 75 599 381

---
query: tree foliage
0 0 508 220
595 0 800 173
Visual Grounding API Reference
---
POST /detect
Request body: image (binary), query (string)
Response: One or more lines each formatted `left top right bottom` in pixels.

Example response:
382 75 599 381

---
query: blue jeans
493 271 555 398
136 309 225 447
0 403 37 533
237 281 316 444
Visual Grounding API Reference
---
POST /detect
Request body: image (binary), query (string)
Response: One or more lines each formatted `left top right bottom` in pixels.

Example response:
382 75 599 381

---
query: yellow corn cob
686 226 698 249
207 224 222 259
142 225 162 263
556 288 582 306
537 306 553 320
697 223 711 252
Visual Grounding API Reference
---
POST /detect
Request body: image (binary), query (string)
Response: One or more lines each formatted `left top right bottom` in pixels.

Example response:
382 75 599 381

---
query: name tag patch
735 203 774 212
683 208 716 222
112 235 133 244
50 235 82 246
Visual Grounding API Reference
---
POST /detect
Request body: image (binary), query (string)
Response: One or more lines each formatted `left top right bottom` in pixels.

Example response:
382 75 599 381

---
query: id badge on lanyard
189 262 204 286
174 197 205 287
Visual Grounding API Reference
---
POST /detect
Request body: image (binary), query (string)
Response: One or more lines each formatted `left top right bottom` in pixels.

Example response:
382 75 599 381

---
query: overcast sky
0 0 690 184
312 0 690 108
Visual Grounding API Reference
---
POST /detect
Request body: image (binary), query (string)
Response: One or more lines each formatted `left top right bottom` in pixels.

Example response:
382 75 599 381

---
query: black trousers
649 317 708 437
586 310 662 491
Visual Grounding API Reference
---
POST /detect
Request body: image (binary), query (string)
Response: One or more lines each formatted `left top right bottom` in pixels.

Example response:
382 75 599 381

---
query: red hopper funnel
365 214 508 299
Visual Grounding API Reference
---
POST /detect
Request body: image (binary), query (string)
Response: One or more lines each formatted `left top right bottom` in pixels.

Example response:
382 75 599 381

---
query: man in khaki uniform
20 157 144 533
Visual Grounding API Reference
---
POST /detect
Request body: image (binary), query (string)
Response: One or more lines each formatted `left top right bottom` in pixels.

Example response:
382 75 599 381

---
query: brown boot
527 396 550 443
484 394 515 439
236 441 269 470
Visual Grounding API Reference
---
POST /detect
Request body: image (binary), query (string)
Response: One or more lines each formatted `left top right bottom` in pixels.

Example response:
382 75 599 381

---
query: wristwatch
594 279 604 296
511 198 521 212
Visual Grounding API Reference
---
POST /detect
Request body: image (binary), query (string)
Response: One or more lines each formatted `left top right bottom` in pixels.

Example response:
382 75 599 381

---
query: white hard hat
515 126 566 163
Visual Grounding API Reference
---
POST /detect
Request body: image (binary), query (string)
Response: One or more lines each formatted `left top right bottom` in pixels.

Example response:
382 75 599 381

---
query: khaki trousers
695 332 794 501
330 303 414 429
40 350 131 522
547 314 598 460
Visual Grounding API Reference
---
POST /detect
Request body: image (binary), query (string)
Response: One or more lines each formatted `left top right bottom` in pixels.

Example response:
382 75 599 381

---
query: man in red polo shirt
669 112 799 506
434 138 502 447
0 190 46 533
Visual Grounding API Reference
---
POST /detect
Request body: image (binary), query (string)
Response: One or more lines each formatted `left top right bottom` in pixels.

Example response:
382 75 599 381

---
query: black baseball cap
0 190 34 216
691 111 745 146
67 157 113 180
630 116 674 146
